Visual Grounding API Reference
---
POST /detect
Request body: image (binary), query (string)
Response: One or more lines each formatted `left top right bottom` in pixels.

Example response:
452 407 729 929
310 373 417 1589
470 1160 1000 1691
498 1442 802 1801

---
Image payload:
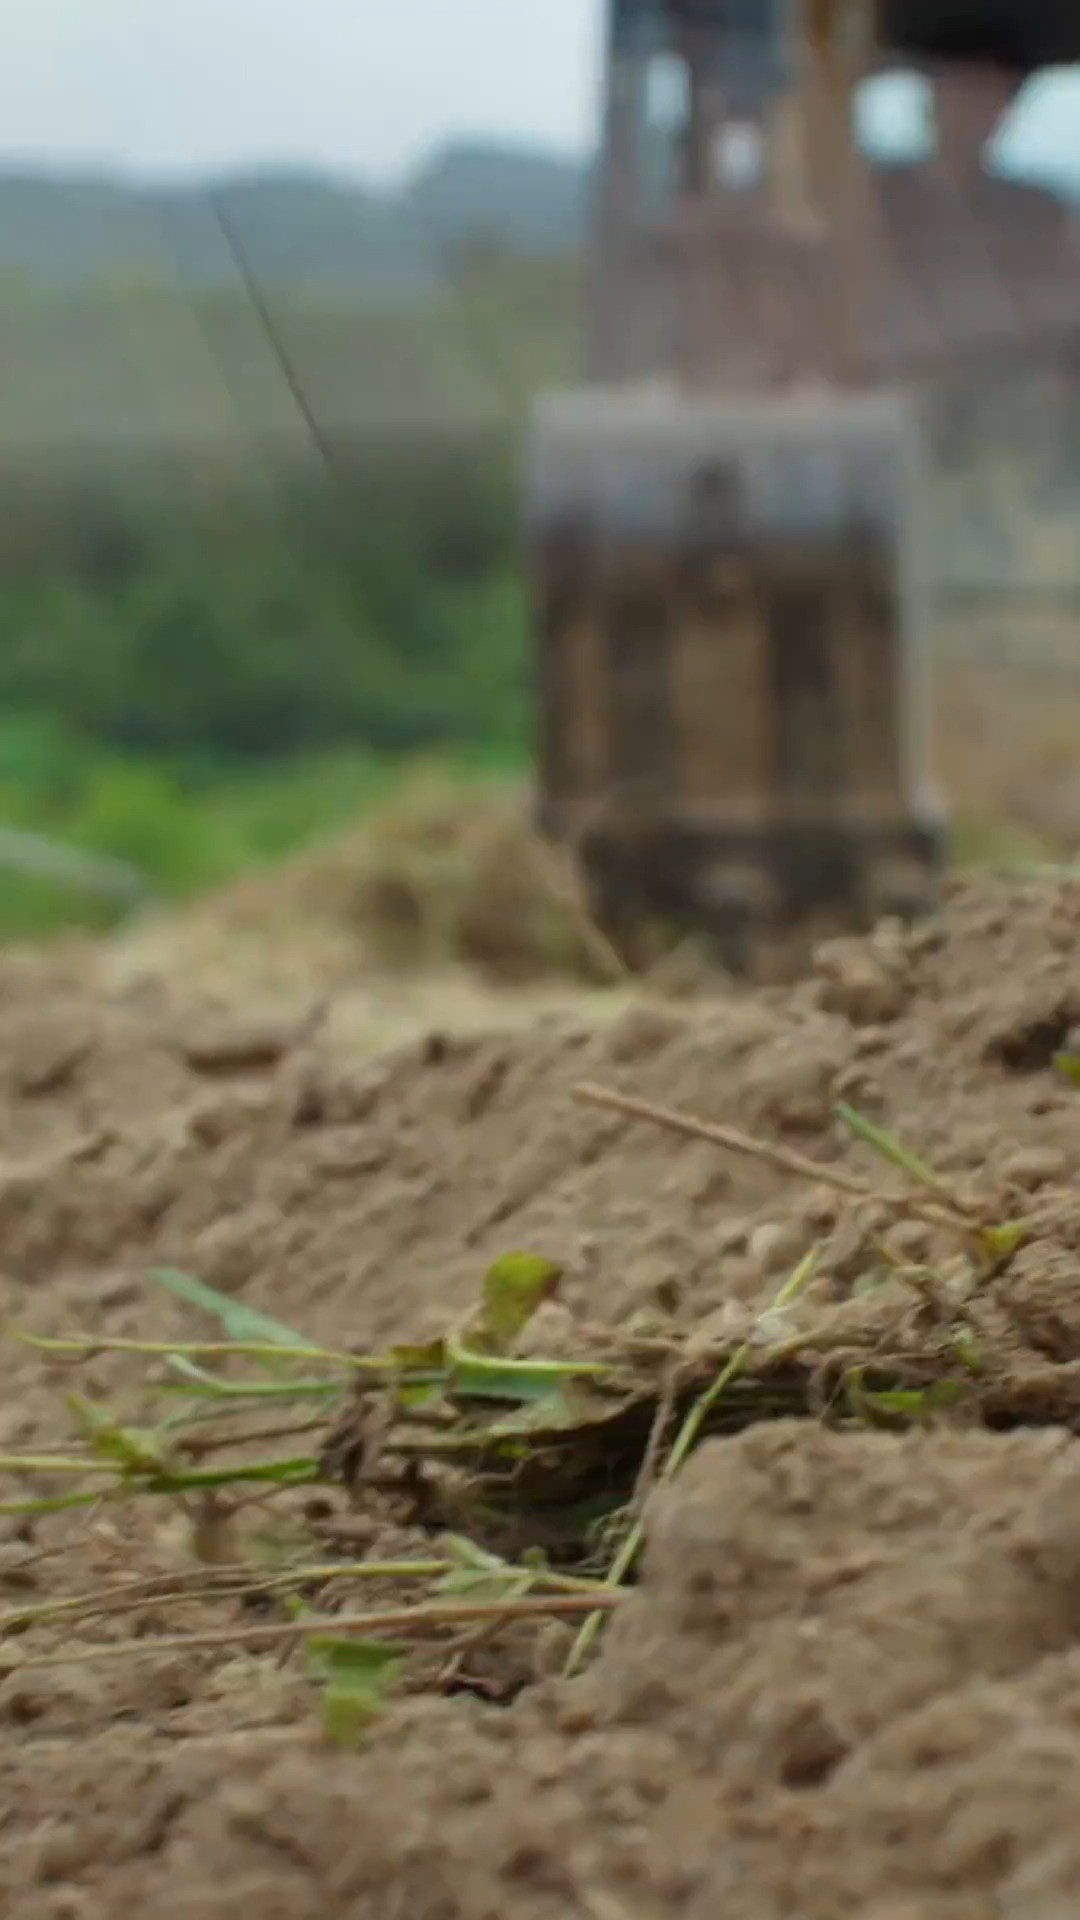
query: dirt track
6 873 1080 1914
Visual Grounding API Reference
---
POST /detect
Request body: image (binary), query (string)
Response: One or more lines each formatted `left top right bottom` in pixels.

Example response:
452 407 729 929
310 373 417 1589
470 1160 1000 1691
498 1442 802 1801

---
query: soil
7 871 1080 1914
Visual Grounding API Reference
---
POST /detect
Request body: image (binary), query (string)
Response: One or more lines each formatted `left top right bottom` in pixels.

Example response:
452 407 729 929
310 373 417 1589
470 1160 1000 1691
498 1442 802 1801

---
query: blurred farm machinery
526 0 1080 969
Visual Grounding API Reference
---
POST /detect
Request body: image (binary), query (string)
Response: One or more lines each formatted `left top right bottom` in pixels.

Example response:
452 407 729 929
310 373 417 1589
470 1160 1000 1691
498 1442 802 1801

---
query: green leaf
947 1330 985 1376
154 1457 320 1494
442 1535 507 1574
847 1372 967 1425
162 1355 339 1401
445 1336 602 1405
67 1394 169 1475
434 1567 532 1601
866 1381 966 1416
150 1267 309 1351
978 1219 1027 1264
388 1339 450 1411
482 1390 578 1431
389 1340 448 1375
1054 1051 1080 1088
304 1633 405 1745
477 1253 563 1355
433 1536 532 1602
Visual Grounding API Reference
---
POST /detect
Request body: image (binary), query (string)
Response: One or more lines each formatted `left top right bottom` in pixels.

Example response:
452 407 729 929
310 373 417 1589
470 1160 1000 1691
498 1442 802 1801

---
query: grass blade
564 1249 818 1676
835 1103 972 1214
150 1268 312 1350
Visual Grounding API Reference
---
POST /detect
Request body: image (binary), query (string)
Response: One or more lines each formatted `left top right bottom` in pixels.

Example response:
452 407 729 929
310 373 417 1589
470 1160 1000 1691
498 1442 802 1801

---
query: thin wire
206 189 342 483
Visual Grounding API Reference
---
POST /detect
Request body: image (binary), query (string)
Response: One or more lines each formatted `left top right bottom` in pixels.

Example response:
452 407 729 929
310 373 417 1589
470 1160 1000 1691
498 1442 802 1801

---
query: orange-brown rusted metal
529 2 1079 968
587 2 1080 391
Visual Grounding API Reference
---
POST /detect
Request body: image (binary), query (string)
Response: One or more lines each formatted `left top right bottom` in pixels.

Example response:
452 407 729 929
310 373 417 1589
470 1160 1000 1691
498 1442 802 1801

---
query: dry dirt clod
601 1001 693 1066
174 1015 296 1074
1000 1146 1068 1192
7 1011 94 1096
814 935 910 1025
747 1219 805 1276
5 871 1080 1916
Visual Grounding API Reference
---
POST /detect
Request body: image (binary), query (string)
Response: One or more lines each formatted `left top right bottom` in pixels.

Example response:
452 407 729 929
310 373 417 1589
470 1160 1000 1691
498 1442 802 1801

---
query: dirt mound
6 871 1080 1914
143 769 618 998
7 1427 1080 1917
11 869 1080 1346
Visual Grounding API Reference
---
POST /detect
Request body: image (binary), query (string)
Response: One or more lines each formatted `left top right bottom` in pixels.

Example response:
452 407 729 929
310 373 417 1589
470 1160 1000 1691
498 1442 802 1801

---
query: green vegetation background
0 233 1076 939
0 256 581 935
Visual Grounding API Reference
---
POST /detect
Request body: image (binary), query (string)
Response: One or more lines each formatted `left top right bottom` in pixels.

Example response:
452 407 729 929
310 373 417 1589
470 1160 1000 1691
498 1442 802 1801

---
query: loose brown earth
8 867 1080 1917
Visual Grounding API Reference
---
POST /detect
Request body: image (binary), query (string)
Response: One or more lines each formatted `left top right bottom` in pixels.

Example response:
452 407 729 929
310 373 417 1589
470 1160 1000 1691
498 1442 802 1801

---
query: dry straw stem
527 835 628 985
9 1589 627 1672
0 1561 450 1637
0 1558 607 1638
573 1082 978 1233
564 1248 818 1677
18 1334 364 1368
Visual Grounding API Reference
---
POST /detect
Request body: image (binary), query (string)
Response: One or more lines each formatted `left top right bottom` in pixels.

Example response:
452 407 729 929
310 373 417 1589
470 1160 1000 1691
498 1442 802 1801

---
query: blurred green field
0 256 1076 945
0 256 581 452
0 722 528 939
0 266 541 941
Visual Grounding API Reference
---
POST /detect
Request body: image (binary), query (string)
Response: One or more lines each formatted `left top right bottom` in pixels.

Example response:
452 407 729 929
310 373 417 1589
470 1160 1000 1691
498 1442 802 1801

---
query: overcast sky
2 0 1078 193
0 0 602 182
